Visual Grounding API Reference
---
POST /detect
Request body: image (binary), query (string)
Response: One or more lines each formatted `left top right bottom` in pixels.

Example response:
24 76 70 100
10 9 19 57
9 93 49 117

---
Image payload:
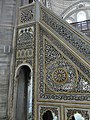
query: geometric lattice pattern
66 109 89 120
41 7 90 62
45 40 78 93
19 4 35 24
41 7 90 79
38 28 90 102
44 38 90 93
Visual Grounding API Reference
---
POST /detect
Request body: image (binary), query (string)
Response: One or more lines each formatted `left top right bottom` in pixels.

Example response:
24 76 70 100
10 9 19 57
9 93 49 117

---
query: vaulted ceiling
46 0 90 22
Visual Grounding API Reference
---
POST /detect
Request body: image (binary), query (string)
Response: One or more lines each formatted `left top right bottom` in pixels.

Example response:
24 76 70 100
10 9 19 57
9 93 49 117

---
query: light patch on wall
66 19 73 23
77 11 86 22
52 112 57 120
74 112 85 120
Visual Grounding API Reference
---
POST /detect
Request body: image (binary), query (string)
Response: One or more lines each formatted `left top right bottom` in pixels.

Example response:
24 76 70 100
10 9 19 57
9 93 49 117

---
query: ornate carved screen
9 1 90 120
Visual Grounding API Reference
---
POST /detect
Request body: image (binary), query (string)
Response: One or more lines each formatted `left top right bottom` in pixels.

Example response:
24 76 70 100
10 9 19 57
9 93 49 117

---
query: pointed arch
15 63 33 79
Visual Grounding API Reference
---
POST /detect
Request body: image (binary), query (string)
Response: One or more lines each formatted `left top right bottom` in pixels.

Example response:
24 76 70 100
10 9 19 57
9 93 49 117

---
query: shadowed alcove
16 65 32 120
29 0 33 3
43 110 53 120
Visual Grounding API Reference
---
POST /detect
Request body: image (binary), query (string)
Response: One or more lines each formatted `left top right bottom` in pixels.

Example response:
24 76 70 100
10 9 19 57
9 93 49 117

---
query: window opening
74 113 85 120
77 11 86 22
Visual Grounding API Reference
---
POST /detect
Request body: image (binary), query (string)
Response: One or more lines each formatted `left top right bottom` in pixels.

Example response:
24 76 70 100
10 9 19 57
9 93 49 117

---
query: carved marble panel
38 105 60 120
65 107 90 120
40 6 90 62
15 25 35 67
38 26 90 102
44 40 78 93
19 3 35 24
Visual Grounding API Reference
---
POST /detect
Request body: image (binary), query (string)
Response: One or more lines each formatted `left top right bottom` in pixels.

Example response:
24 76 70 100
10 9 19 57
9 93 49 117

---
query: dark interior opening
16 65 31 120
43 110 53 120
71 116 75 120
29 0 33 3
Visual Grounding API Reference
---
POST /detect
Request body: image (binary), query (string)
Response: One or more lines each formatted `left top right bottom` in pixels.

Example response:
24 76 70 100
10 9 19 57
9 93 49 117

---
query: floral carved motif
45 40 77 93
53 68 67 83
38 27 90 101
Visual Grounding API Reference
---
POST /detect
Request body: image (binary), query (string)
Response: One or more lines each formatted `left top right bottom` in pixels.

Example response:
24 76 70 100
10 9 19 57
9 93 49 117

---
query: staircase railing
39 3 90 79
40 5 90 63
71 20 90 37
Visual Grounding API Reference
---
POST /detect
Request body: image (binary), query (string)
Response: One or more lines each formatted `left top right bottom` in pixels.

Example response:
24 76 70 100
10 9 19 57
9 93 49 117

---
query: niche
16 65 32 120
43 110 53 120
29 0 33 3
71 116 75 120
74 113 85 120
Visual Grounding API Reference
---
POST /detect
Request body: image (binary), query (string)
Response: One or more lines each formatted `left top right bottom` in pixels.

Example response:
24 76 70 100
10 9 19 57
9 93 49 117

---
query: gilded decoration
41 6 90 63
45 59 77 92
44 39 77 92
44 40 78 92
53 68 67 84
16 26 35 67
38 26 90 101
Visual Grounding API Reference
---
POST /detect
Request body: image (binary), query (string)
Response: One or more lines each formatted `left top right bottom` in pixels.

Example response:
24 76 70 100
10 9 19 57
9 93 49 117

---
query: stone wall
0 0 16 119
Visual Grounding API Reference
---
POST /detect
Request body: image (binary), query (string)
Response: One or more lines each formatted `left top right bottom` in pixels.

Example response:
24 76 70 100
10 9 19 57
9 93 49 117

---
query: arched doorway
15 65 32 120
